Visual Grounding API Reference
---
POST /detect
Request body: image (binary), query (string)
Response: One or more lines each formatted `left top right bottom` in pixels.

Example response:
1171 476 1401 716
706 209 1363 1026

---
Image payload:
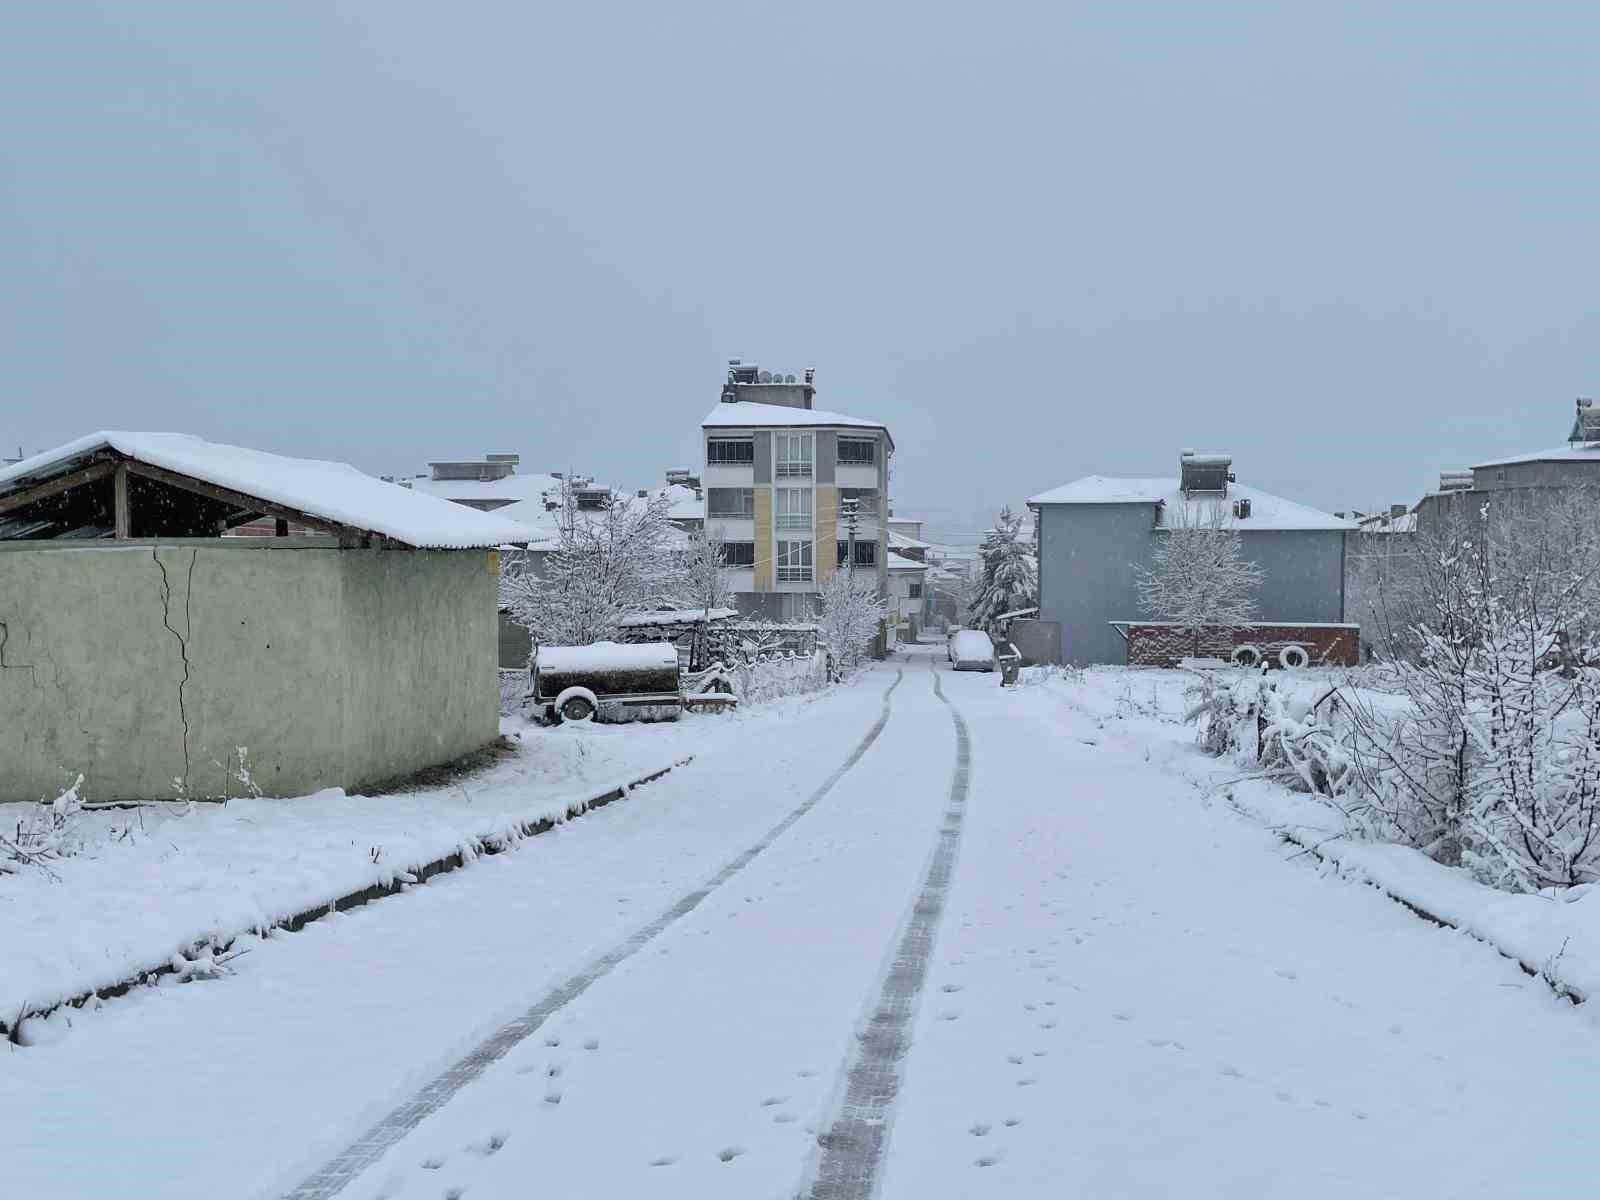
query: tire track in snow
802 658 973 1200
281 668 906 1200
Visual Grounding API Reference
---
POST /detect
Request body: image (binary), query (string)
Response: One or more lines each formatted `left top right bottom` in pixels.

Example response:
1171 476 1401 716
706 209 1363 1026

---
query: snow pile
1 775 85 876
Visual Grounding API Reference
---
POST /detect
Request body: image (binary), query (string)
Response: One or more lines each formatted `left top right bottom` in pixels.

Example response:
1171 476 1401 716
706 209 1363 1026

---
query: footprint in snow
970 1123 991 1137
717 1147 745 1163
1219 1065 1244 1079
584 1037 600 1050
1006 1054 1024 1065
421 1157 446 1170
1274 968 1297 980
940 983 963 994
649 1156 677 1168
937 1010 961 1021
774 1112 798 1124
760 1096 788 1107
976 1155 999 1167
1003 1118 1021 1127
444 1189 466 1200
543 1034 561 1047
544 1090 563 1105
467 1131 508 1156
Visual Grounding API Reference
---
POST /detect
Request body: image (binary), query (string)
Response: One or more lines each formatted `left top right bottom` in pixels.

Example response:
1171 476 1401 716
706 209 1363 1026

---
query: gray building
1028 451 1354 666
0 432 523 802
1416 398 1600 531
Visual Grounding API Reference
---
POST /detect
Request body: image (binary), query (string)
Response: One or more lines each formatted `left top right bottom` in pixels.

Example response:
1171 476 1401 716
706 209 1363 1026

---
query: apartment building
701 361 893 623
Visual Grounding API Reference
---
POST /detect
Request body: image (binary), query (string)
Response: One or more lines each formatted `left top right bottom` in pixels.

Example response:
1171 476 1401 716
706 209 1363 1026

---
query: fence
683 648 830 707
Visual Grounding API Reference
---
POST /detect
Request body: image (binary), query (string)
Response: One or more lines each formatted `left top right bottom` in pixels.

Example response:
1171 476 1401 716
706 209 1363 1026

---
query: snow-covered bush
685 648 829 706
1334 490 1600 890
1185 672 1356 797
1 775 85 876
817 569 887 675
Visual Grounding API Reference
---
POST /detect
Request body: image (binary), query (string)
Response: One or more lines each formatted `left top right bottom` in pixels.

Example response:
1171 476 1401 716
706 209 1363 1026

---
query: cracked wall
0 543 498 803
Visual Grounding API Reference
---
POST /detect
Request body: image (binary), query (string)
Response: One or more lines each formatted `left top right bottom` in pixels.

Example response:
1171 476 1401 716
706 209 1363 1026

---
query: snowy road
9 644 1600 1198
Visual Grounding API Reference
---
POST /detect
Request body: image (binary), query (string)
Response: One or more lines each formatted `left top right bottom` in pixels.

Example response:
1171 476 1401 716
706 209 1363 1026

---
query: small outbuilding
0 432 530 803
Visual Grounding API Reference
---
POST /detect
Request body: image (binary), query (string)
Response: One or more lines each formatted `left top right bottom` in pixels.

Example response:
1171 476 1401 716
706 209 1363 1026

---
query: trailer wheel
1232 644 1262 668
1278 644 1310 670
553 686 598 724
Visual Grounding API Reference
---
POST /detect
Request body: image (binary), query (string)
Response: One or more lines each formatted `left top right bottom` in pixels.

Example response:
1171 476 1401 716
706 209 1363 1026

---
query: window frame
706 487 755 518
706 437 755 466
776 538 814 583
836 436 877 467
775 432 814 478
775 486 813 532
836 540 878 568
721 541 755 567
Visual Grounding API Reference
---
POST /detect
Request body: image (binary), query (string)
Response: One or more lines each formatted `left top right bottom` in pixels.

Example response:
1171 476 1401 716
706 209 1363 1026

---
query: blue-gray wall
1036 503 1348 666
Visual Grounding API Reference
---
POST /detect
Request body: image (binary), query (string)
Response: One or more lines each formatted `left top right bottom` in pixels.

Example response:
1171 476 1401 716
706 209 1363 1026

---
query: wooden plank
0 459 116 518
113 463 131 539
121 459 369 543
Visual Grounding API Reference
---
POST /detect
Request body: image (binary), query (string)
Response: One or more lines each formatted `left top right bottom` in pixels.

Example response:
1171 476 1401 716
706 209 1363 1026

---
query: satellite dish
758 370 772 383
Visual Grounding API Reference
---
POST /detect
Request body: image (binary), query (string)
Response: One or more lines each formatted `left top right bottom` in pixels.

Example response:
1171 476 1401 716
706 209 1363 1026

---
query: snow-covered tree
676 525 733 617
968 506 1038 632
817 568 887 674
1345 488 1600 889
1135 502 1263 655
501 479 685 647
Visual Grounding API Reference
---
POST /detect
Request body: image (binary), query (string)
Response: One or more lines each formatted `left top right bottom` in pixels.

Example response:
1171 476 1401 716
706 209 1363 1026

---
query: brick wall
1123 622 1360 668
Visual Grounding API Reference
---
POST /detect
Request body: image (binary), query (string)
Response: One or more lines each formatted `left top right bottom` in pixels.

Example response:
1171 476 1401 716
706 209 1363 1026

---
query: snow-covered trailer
533 642 683 724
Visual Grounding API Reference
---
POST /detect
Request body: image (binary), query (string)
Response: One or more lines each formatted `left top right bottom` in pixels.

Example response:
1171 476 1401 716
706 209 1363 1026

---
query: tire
1278 644 1310 670
1232 644 1262 668
558 695 596 723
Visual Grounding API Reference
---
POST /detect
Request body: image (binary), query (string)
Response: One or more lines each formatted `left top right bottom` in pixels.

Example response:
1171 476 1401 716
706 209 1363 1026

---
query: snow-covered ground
8 648 1600 1198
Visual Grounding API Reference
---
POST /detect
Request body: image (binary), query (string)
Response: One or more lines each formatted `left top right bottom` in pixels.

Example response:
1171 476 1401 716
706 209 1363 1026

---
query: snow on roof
493 493 694 554
887 550 928 571
0 432 530 550
617 607 738 626
1027 475 1353 532
702 401 893 447
1472 443 1600 469
535 641 679 674
651 482 704 521
889 528 932 551
407 471 566 505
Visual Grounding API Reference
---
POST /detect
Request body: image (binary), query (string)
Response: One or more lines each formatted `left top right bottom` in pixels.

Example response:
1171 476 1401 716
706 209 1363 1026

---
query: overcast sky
4 3 1597 541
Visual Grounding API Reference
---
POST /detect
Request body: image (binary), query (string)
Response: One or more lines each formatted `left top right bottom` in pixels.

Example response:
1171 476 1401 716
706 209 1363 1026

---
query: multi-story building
701 360 893 624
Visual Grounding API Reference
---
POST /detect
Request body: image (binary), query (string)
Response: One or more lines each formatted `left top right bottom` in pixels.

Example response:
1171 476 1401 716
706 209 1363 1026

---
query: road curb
2 756 693 1044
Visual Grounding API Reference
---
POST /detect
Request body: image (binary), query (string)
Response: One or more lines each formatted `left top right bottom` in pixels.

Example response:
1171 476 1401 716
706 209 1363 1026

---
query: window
706 487 754 517
707 438 754 465
721 541 755 567
836 540 878 567
777 539 814 582
775 433 813 477
837 437 876 466
780 592 816 622
838 488 879 518
908 582 923 599
776 486 813 532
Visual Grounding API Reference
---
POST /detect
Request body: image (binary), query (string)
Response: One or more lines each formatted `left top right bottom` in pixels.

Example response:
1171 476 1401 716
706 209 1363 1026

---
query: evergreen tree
969 506 1038 632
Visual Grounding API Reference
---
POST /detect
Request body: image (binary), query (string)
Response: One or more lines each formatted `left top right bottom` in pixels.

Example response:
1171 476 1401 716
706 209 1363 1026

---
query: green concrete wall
0 541 499 803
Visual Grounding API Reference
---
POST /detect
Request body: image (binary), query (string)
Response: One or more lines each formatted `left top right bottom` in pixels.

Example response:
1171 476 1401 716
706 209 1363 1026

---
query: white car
949 630 996 672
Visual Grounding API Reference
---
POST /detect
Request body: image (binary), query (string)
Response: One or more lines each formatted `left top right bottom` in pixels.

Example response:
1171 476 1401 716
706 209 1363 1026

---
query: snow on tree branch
1135 502 1263 654
968 506 1038 633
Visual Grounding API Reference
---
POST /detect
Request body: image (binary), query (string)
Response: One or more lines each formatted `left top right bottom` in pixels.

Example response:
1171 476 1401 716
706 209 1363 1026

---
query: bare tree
677 524 733 618
1135 502 1263 656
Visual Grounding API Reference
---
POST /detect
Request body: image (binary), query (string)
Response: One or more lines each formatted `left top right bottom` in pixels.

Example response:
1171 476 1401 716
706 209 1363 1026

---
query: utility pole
841 496 860 578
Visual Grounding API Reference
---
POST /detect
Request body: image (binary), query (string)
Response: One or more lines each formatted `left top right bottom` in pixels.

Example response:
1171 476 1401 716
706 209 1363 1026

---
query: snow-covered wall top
1472 442 1600 469
0 432 533 550
1026 476 1354 532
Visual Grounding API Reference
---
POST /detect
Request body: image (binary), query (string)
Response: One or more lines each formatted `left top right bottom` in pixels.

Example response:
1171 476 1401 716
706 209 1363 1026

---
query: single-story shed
1027 451 1355 667
0 432 529 803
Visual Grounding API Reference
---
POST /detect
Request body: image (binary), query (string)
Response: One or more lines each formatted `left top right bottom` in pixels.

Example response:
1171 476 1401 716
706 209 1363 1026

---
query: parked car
533 642 683 723
949 630 996 672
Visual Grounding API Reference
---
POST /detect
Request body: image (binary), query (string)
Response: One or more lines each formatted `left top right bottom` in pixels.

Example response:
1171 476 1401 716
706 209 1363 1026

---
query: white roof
535 641 679 674
494 493 694 553
1027 475 1353 532
0 432 530 550
1472 443 1600 469
702 401 892 445
887 550 928 571
889 528 932 551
